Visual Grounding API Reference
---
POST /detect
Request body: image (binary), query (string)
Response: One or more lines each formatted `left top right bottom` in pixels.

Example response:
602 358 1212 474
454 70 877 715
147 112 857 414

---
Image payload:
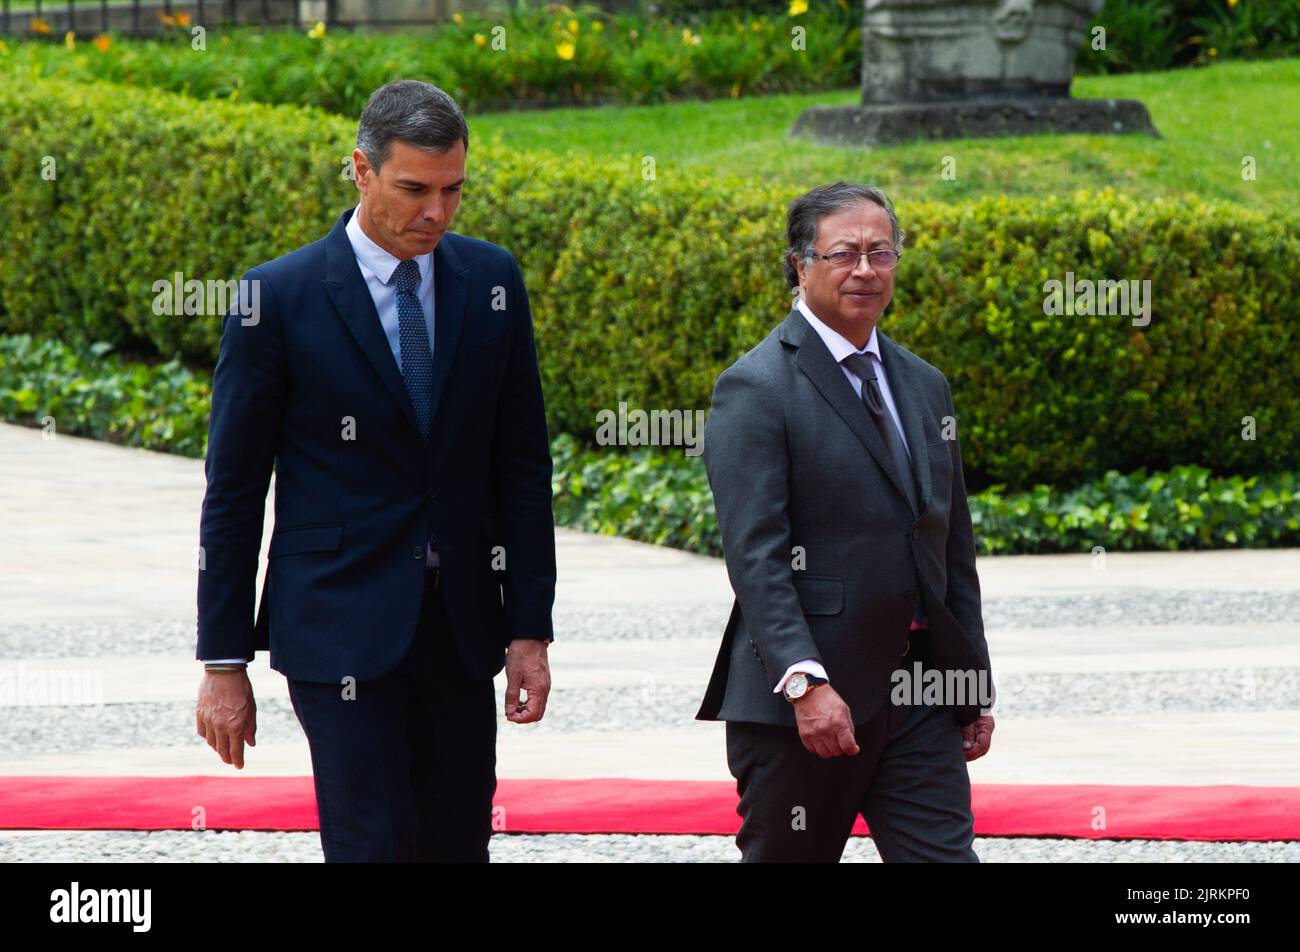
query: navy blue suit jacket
196 206 556 682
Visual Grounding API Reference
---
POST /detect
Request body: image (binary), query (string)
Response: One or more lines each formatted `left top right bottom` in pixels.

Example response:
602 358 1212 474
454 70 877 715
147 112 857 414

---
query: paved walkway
2 419 1298 796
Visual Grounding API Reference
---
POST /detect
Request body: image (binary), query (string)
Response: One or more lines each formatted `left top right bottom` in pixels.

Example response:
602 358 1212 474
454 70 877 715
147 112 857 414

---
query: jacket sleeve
704 360 822 688
196 267 286 661
491 254 556 644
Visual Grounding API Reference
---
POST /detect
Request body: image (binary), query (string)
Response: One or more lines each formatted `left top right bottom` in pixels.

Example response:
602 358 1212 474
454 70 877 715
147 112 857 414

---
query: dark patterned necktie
392 258 433 439
842 351 926 628
841 351 919 514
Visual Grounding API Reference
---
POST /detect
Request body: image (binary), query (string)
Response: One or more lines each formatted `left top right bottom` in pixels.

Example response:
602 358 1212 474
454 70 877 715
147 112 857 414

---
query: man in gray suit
697 182 996 862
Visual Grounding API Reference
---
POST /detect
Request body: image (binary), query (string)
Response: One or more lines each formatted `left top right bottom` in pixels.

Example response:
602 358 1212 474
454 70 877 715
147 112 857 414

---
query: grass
470 59 1299 210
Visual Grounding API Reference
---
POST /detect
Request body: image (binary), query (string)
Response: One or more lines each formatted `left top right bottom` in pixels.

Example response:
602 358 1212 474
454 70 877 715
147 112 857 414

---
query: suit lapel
323 206 469 438
877 329 932 516
781 307 921 517
427 236 468 430
324 207 420 435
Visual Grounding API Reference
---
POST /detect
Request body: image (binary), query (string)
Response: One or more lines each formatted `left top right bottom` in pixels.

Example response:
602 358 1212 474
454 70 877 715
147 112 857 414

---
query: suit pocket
792 575 844 615
927 439 953 491
268 523 344 558
465 329 511 354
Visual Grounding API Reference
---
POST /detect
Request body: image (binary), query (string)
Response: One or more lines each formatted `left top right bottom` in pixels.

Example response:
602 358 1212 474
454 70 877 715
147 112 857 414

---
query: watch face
786 673 808 699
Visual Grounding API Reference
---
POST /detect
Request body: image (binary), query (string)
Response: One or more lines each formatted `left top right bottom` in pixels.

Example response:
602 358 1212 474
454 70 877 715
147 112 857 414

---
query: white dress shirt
199 205 438 665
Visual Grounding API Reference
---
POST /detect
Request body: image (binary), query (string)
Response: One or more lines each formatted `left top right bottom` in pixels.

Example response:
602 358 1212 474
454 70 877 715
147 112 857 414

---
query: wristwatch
783 671 828 703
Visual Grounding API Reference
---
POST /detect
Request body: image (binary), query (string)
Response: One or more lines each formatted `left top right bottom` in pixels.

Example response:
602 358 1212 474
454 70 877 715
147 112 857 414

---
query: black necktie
841 351 919 515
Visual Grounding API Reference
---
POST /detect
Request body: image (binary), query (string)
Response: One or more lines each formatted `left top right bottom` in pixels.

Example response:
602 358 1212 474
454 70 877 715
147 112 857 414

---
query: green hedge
1 76 1297 489
4 0 1297 112
0 3 859 113
3 333 1295 555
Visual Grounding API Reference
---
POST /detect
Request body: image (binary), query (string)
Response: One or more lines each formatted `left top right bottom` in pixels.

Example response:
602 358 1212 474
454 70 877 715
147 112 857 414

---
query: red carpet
2 777 1297 840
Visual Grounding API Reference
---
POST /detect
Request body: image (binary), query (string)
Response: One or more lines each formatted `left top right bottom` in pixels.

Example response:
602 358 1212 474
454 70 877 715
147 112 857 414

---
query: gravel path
5 584 1297 860
5 590 1299 658
1 830 1296 863
4 666 1298 755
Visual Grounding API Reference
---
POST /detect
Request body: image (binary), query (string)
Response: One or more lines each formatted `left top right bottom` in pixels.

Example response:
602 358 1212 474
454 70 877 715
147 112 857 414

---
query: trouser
726 629 979 863
287 568 498 862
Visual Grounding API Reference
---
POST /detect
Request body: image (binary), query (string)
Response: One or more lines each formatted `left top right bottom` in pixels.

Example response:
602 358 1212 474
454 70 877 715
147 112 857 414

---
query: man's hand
793 685 860 758
504 639 550 724
961 714 994 761
196 669 257 769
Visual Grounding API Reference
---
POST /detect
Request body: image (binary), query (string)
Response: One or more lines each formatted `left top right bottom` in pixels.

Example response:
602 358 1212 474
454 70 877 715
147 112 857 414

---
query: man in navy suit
193 80 556 862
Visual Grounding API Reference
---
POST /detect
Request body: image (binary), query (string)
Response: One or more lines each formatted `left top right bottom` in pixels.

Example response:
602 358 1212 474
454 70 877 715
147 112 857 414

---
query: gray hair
356 80 469 172
784 182 906 292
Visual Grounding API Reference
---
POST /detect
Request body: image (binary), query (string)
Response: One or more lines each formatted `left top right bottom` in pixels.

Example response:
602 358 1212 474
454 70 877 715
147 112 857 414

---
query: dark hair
356 80 469 172
783 183 905 292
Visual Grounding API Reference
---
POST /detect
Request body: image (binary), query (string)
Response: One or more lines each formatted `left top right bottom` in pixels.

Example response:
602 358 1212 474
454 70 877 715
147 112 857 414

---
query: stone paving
2 421 1298 861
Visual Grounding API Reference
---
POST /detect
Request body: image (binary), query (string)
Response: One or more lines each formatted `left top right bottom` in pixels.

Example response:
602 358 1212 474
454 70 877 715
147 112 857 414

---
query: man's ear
352 148 371 193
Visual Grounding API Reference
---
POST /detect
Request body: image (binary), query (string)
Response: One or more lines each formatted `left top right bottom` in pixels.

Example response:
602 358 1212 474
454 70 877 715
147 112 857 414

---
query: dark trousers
287 569 497 862
726 631 978 863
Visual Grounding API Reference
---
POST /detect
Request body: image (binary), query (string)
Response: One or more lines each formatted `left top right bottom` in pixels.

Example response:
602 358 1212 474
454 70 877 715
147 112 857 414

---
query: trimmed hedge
4 1 1298 112
1 76 1297 489
3 333 1295 555
0 4 859 113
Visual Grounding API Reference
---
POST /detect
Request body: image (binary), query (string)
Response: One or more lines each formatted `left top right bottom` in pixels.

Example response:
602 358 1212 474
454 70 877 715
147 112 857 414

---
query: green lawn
471 59 1299 209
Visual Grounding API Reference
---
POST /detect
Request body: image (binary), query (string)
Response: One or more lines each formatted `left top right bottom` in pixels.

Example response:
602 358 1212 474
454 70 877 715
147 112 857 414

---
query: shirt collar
345 204 433 286
795 295 881 365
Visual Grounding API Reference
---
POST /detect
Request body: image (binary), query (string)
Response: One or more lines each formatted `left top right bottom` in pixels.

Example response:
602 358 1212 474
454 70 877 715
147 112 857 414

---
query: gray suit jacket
697 305 993 728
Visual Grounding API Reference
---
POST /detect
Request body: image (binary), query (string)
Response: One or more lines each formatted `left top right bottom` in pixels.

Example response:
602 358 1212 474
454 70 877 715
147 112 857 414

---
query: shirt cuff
201 658 250 665
774 659 829 694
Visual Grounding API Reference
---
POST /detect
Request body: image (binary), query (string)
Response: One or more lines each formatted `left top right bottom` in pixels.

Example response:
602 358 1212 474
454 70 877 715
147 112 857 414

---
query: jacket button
412 546 424 559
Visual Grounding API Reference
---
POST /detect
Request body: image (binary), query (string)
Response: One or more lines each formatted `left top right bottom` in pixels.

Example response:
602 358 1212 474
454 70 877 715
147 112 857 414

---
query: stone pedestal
792 0 1158 148
791 96 1157 147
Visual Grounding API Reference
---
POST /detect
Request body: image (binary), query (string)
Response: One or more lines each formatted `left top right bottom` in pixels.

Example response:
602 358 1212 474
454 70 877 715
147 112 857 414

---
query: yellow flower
681 27 701 46
31 17 51 34
1208 47 1218 56
453 12 464 25
64 30 76 49
789 0 810 15
93 34 111 53
1227 0 1238 8
592 20 603 32
0 40 9 54
307 21 326 39
568 18 580 33
157 12 175 26
474 32 486 47
556 41 575 60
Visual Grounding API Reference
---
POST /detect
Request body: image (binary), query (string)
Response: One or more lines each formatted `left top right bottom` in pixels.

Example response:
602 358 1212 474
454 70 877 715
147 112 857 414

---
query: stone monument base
790 97 1158 148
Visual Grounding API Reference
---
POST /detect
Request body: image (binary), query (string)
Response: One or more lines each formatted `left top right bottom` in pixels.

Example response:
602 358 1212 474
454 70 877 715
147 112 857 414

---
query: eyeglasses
810 248 901 272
